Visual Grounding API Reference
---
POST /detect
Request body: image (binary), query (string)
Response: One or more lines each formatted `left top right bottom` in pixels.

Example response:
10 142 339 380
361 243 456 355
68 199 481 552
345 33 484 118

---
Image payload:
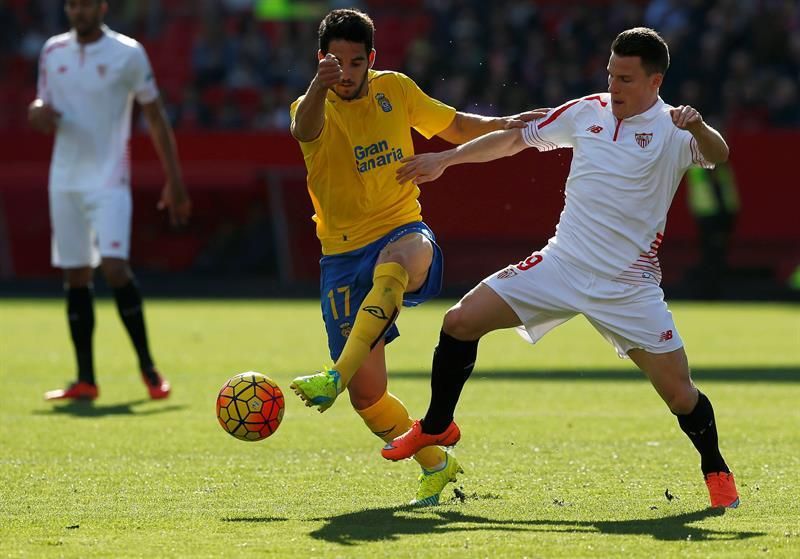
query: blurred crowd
2 0 799 131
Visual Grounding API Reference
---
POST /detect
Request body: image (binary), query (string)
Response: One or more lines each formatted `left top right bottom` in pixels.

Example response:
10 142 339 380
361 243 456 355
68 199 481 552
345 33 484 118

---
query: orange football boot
705 471 740 508
142 369 171 400
381 419 461 461
44 381 98 401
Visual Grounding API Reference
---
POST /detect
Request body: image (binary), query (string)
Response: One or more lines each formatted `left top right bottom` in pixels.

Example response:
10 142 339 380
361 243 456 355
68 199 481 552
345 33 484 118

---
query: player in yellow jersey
288 8 544 505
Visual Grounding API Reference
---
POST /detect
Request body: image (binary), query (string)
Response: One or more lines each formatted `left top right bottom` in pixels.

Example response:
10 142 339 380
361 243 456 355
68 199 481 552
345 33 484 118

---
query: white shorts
482 250 683 358
49 189 132 268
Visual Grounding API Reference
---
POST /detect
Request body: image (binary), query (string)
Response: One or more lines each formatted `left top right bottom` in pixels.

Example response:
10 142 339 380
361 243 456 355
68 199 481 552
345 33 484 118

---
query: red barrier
1 130 797 284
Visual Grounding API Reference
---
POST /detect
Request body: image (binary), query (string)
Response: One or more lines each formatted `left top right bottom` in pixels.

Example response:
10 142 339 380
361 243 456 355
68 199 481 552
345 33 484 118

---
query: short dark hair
611 27 670 75
318 9 374 54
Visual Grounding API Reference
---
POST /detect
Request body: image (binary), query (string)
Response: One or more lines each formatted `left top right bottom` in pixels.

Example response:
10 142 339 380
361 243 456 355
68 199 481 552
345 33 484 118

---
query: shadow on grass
308 505 763 546
34 400 187 417
391 366 800 383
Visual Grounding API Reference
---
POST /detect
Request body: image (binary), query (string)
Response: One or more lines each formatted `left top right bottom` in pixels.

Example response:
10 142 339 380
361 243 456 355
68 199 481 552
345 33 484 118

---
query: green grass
1 299 799 558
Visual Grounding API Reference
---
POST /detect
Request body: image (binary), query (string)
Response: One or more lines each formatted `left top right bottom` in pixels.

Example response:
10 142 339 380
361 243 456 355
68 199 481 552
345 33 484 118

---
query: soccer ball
216 372 285 441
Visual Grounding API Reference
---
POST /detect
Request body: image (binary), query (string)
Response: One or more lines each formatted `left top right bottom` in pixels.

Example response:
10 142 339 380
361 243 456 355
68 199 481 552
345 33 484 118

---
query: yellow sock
356 391 446 470
334 262 408 387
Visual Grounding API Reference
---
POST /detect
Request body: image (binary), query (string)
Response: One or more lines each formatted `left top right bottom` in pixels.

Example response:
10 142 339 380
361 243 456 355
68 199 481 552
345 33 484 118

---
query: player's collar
624 96 664 122
68 24 110 51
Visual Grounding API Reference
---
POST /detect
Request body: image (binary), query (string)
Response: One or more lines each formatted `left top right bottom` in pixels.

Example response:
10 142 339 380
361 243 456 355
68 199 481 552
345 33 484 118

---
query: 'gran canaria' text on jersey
354 140 404 174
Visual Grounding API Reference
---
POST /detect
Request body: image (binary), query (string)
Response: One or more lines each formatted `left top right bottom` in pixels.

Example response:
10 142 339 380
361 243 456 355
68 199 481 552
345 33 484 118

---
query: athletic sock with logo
333 262 408 387
675 391 730 475
421 330 479 434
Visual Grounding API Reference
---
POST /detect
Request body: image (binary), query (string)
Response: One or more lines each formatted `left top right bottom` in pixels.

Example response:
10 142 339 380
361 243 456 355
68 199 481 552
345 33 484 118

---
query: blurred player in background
685 158 739 299
383 27 740 509
288 8 545 505
28 0 191 402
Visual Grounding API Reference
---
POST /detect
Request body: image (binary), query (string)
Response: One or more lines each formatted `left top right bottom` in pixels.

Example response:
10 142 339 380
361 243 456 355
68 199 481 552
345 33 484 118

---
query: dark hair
318 9 374 53
611 27 670 75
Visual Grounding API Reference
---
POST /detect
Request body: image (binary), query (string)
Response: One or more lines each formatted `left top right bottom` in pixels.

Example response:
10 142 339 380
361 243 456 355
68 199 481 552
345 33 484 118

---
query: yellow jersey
290 70 456 255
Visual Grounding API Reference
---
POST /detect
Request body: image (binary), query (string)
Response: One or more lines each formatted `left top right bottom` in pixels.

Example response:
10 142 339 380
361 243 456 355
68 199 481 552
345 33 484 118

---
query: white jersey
522 93 712 285
37 26 158 192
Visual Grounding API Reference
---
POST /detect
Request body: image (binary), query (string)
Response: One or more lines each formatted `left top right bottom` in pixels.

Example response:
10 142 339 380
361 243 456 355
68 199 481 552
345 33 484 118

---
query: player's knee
100 259 131 288
442 305 480 341
64 268 92 288
378 235 433 289
667 386 699 415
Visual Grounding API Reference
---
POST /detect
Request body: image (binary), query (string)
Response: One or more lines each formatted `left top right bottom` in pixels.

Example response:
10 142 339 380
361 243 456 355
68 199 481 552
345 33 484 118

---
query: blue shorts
320 222 443 361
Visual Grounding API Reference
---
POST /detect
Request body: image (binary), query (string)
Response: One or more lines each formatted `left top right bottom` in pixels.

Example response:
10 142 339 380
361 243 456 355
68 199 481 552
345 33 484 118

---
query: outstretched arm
671 105 729 164
141 98 191 226
436 108 550 145
397 127 529 185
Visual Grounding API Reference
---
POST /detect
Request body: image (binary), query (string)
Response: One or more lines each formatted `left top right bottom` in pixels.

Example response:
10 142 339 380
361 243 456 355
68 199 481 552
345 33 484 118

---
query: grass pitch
1 299 798 558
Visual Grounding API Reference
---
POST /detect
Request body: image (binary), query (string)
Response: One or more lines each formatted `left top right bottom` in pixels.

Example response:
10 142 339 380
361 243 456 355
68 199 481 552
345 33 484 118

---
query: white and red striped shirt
37 26 158 192
522 93 712 285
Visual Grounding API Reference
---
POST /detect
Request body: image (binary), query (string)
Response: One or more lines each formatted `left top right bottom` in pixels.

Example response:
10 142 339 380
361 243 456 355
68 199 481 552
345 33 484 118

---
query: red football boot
44 381 98 401
381 419 461 461
142 369 171 400
705 471 740 508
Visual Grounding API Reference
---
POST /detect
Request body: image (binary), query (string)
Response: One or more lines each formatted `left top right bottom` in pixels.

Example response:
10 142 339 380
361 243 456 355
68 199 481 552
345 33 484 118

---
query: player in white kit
381 28 740 509
28 0 191 401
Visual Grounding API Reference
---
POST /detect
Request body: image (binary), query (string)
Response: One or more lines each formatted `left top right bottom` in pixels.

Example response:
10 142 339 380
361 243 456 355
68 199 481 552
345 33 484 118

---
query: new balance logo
586 124 603 133
658 330 673 342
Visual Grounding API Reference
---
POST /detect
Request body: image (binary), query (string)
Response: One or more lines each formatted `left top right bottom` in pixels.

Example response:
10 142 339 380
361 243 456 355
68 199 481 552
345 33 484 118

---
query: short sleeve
521 98 581 151
128 44 159 104
289 95 329 144
399 73 456 139
36 45 50 102
675 129 715 170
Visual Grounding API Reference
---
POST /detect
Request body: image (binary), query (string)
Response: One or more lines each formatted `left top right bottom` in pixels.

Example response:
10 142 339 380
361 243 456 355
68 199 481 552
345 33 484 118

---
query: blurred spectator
768 77 800 126
217 93 246 129
252 90 288 130
228 16 271 88
2 0 800 131
0 1 19 56
18 23 48 63
178 86 215 129
192 19 237 88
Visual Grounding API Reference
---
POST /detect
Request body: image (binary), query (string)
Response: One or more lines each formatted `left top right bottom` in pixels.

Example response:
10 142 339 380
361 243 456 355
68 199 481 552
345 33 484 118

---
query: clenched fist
670 105 703 132
314 53 343 90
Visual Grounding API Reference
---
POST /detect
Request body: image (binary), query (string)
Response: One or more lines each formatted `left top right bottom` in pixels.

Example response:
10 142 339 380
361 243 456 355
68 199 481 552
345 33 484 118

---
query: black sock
676 391 730 476
421 330 479 434
67 286 95 385
113 280 155 375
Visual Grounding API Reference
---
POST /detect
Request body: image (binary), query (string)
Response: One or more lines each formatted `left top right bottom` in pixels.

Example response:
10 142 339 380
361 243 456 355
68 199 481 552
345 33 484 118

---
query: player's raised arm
435 108 550 145
141 99 191 226
396 127 529 185
291 54 343 142
670 105 729 164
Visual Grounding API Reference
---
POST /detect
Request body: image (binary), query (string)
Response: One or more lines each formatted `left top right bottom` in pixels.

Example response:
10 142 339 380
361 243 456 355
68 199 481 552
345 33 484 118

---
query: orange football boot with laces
381 419 461 461
705 471 740 508
142 369 171 400
44 381 98 401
